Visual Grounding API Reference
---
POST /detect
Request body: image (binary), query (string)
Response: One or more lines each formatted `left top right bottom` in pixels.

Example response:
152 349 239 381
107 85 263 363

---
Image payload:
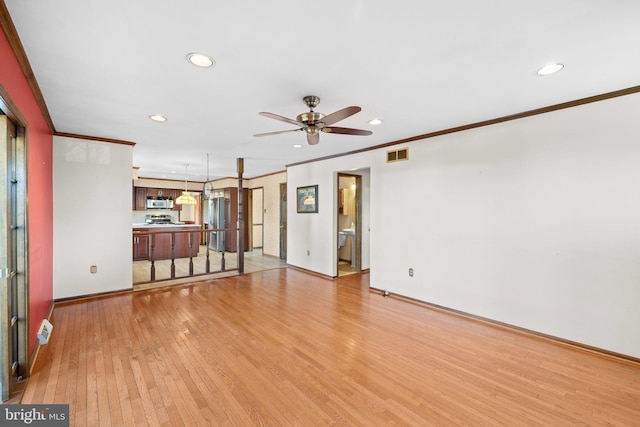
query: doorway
0 113 28 401
249 187 264 251
337 173 361 276
279 183 287 260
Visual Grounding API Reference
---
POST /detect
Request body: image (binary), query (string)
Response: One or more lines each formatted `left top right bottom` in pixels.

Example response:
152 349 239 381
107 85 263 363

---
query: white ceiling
5 1 640 181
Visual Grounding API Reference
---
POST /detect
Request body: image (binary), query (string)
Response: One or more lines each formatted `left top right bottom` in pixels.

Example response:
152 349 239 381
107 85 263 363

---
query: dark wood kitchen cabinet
133 226 200 260
146 188 172 197
133 187 148 210
132 234 150 260
133 186 193 211
170 189 183 211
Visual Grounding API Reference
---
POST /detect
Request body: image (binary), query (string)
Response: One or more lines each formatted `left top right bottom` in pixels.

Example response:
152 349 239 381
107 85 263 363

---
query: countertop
132 223 201 228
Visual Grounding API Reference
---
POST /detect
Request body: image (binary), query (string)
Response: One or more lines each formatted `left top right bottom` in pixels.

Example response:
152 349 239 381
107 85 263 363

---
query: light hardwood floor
23 269 640 426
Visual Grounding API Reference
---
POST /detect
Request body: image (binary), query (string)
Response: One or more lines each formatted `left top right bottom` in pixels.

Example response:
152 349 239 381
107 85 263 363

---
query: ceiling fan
254 96 372 145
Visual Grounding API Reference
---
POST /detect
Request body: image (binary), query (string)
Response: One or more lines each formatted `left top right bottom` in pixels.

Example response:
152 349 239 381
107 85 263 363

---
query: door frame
0 102 29 401
248 187 264 250
336 173 362 275
279 183 287 260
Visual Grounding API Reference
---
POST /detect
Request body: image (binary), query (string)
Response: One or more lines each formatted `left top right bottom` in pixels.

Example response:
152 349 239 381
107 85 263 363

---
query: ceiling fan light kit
254 96 373 145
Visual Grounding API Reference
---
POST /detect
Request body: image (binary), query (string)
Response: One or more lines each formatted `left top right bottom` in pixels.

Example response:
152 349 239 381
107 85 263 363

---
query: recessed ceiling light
293 144 303 148
149 114 167 122
369 118 383 125
537 63 564 76
187 53 215 68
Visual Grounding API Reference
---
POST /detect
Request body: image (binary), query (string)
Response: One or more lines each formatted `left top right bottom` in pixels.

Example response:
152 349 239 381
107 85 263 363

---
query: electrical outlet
307 250 310 256
409 268 414 277
90 265 98 274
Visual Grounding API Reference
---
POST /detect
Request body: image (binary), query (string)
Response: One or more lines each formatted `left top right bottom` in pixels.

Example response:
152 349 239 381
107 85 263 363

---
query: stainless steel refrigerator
205 195 225 252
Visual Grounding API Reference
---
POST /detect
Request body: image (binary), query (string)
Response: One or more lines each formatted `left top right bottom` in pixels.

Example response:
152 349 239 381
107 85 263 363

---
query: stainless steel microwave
146 197 173 209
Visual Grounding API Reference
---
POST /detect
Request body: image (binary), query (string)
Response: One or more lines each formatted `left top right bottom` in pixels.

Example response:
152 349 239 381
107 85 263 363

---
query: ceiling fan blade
307 132 320 145
253 129 302 137
320 106 361 126
322 126 373 136
259 112 301 127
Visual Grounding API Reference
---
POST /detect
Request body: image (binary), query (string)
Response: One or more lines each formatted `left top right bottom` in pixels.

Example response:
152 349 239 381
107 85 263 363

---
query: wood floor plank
111 355 133 427
85 305 100 427
21 268 640 426
75 303 89 427
62 304 80 416
50 306 70 405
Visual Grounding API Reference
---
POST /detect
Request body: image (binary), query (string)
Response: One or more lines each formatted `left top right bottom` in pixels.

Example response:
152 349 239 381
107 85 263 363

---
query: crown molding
0 1 55 133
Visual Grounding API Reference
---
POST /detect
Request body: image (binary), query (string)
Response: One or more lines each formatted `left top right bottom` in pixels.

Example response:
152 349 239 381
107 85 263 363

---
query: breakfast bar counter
132 224 201 261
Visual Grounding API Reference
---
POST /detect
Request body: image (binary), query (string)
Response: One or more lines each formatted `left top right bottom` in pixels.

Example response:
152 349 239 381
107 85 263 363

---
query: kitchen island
132 224 201 261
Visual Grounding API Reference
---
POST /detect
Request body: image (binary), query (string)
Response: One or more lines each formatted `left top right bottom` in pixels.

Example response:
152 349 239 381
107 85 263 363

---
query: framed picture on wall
297 185 318 213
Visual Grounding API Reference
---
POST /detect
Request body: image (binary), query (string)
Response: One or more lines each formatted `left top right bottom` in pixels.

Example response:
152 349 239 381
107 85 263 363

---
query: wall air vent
386 147 409 163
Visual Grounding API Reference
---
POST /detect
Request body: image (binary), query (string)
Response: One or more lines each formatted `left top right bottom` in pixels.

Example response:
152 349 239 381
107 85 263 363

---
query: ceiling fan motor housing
297 111 325 128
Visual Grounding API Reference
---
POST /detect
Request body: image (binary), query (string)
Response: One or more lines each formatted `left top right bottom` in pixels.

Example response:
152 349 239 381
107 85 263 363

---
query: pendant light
202 153 214 199
175 164 197 205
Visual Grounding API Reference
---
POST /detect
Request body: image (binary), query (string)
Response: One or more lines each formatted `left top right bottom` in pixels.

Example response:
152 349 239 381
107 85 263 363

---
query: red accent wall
0 28 54 355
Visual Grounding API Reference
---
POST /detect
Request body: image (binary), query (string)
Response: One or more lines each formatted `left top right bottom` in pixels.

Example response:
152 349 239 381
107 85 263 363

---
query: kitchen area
131 180 251 285
132 187 201 261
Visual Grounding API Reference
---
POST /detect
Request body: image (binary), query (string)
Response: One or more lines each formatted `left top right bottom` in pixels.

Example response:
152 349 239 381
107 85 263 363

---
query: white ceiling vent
386 147 409 163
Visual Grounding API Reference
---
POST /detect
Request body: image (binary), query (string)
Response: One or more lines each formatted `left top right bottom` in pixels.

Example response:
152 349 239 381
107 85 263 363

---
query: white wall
53 136 133 299
287 92 640 358
287 161 371 276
